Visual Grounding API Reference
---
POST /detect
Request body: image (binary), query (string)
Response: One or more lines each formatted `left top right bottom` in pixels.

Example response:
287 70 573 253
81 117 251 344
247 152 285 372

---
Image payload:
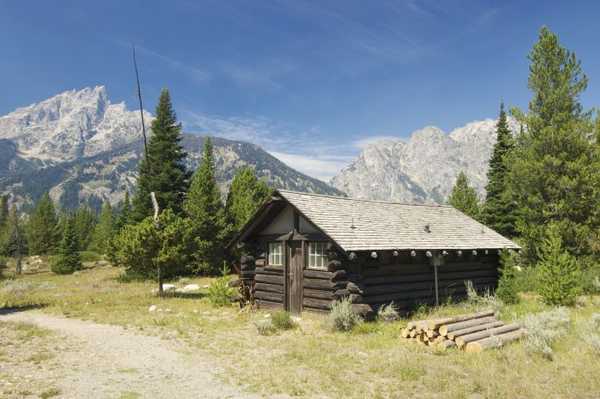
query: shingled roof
274 190 520 252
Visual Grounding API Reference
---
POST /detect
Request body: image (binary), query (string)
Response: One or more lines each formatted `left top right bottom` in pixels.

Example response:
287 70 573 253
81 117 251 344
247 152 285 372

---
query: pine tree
184 137 226 275
448 172 481 220
73 206 97 250
537 223 581 306
224 167 271 261
131 89 190 222
2 206 26 274
507 26 600 260
225 167 271 232
116 191 132 231
51 214 82 274
483 103 517 236
27 193 59 255
90 202 114 255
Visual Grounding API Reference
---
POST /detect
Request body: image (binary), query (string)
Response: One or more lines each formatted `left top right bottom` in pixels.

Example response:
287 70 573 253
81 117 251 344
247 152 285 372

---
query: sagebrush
328 298 362 332
521 307 571 360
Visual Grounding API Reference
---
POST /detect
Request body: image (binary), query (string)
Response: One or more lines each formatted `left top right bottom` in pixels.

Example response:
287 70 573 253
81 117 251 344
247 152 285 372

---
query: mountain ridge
0 86 342 210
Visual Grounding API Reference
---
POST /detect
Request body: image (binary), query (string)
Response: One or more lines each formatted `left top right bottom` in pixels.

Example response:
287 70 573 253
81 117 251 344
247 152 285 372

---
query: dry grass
2 262 600 398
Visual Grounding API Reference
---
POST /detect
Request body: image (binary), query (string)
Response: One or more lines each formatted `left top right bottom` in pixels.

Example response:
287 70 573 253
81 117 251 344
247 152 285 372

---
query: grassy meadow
1 260 600 399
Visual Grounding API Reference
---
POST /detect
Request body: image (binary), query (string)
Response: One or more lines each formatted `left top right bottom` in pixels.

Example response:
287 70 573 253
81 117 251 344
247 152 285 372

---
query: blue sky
1 1 599 180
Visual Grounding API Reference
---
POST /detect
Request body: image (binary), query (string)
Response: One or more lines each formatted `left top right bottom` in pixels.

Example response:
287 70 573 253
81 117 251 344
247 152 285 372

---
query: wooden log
257 299 283 310
438 340 457 350
254 267 283 276
439 316 498 336
455 324 521 348
255 273 284 285
401 328 410 338
464 329 525 353
254 282 284 294
426 310 496 330
303 269 333 280
333 289 350 298
254 290 283 303
304 288 336 300
346 281 365 294
446 321 504 340
303 278 345 290
409 330 417 338
426 330 439 338
303 297 332 310
254 258 266 267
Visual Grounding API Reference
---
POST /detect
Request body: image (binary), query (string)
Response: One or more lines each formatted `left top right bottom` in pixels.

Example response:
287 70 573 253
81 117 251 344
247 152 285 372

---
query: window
308 242 327 269
268 242 283 266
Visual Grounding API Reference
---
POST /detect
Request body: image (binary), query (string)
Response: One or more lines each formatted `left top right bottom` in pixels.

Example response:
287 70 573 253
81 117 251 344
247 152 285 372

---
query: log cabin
233 190 520 316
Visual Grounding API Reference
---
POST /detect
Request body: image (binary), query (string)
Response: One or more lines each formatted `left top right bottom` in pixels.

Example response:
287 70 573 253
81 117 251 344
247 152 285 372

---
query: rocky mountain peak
331 118 519 204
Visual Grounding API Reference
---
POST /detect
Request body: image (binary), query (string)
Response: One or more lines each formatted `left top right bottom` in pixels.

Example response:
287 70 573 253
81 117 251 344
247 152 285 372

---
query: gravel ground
0 311 273 399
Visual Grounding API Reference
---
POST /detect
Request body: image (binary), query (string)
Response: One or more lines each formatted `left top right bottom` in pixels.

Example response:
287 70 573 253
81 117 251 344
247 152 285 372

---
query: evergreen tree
537 223 582 306
495 251 520 304
73 206 97 250
483 103 517 237
184 137 226 275
51 214 82 274
27 193 59 255
225 167 271 232
131 89 190 222
507 26 600 260
2 206 26 274
224 167 271 261
90 202 115 255
448 172 481 220
116 191 132 231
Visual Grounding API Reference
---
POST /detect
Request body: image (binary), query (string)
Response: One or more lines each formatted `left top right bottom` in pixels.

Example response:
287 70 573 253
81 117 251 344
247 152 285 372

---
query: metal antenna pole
132 45 149 160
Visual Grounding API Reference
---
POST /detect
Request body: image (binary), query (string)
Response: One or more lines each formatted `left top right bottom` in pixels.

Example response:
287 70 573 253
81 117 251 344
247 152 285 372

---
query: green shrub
512 266 539 293
328 298 362 332
255 318 276 336
79 251 102 263
464 280 503 311
112 210 194 279
537 224 582 306
377 303 400 323
271 311 296 330
207 265 235 307
521 307 570 360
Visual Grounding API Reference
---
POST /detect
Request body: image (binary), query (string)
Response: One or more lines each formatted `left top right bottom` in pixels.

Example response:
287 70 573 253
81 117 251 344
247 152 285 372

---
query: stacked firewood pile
401 310 525 352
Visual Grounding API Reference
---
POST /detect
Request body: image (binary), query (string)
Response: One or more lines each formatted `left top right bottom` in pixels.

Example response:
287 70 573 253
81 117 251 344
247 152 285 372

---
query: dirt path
1 311 270 399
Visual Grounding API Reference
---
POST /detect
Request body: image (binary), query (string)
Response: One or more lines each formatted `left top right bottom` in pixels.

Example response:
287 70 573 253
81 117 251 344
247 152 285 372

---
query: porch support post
430 251 445 306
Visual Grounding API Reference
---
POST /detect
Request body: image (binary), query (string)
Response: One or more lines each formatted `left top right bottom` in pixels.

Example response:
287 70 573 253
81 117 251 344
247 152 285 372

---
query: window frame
307 241 328 270
268 242 284 266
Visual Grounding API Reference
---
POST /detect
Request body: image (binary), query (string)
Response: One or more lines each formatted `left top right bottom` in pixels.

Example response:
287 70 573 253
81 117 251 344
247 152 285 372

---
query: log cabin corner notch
232 190 520 315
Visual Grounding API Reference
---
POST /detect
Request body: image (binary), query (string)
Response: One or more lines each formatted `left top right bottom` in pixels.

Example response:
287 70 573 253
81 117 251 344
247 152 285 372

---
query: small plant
271 311 296 330
464 280 503 311
328 297 362 332
536 224 582 306
255 318 276 335
207 263 235 307
495 251 520 304
377 302 400 323
521 307 571 360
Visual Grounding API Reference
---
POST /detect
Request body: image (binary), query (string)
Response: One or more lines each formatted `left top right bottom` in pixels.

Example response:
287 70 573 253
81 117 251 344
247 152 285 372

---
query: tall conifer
184 137 226 275
51 215 82 274
507 26 600 260
131 89 190 222
90 202 115 255
448 172 481 220
483 103 517 236
27 193 59 255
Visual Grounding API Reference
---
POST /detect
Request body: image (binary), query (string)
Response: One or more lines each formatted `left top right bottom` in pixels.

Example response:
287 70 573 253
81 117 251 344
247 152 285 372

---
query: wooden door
286 241 303 314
